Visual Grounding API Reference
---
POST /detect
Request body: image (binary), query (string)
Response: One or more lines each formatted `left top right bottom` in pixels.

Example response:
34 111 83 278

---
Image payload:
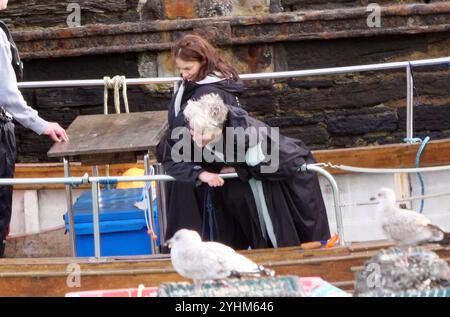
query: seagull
371 187 450 247
165 229 275 288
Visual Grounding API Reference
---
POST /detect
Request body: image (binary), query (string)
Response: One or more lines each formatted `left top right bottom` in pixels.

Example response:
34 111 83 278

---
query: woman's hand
198 171 225 187
219 167 236 174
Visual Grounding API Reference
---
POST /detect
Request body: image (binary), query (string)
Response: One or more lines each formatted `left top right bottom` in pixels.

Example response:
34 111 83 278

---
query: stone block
232 0 270 16
326 111 398 136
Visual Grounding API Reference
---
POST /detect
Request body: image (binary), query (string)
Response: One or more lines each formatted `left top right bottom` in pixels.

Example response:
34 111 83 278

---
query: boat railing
4 161 450 258
18 56 450 143
0 164 343 257
9 56 450 259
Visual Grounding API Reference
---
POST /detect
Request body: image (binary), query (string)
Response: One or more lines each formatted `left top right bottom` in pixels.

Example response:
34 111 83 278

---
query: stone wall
1 1 449 162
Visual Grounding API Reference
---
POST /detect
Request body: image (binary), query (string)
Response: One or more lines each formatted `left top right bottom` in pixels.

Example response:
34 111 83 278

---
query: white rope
327 163 450 174
308 162 450 208
103 75 130 114
143 166 156 241
340 190 450 208
103 76 130 186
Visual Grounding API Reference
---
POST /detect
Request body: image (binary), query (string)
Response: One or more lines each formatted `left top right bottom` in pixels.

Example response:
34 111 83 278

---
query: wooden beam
12 139 450 189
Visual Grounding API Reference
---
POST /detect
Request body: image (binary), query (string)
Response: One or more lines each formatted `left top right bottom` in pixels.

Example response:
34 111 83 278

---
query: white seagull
165 229 275 286
371 187 450 247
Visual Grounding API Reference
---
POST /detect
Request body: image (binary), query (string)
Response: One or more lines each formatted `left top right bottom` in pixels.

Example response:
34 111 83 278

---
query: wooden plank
47 111 168 158
12 138 450 189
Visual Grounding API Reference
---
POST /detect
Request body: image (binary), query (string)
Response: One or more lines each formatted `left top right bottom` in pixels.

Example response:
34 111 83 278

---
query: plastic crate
64 188 158 257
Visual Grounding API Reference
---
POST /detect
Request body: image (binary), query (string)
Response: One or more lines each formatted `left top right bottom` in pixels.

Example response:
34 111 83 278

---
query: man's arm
0 30 68 141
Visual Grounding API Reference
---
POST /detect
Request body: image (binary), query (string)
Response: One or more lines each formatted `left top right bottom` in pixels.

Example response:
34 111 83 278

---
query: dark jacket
157 77 245 244
200 105 331 248
158 77 245 182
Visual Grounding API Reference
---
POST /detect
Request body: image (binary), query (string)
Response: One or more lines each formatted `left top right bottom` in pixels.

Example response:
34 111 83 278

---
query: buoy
116 168 145 189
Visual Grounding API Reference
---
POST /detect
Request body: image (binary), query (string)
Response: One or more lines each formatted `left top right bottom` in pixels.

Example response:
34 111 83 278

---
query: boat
2 0 450 297
0 240 448 296
2 138 450 296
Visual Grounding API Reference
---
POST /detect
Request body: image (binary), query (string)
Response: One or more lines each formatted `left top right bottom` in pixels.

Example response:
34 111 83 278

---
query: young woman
157 34 244 245
182 93 331 249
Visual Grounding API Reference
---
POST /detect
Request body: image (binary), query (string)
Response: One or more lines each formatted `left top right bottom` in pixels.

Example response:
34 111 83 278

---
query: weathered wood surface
5 2 450 59
0 0 140 29
47 111 168 160
13 138 450 189
0 241 448 296
4 227 70 258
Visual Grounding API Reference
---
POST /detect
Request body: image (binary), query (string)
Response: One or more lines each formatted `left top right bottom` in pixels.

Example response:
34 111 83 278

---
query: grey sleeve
0 31 48 135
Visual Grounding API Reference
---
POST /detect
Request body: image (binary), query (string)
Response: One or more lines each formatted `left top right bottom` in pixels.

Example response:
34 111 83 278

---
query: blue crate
64 188 159 257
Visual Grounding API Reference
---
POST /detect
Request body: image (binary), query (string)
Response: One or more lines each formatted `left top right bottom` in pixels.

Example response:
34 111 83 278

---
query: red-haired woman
157 34 244 246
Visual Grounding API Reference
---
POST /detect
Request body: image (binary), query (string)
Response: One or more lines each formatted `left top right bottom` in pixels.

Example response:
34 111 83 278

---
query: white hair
183 93 229 134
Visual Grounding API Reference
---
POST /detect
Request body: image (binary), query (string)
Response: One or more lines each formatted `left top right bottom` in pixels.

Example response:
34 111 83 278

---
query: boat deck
0 241 448 296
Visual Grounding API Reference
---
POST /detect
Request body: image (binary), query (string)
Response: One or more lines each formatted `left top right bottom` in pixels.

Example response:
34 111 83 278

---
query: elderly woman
181 93 331 249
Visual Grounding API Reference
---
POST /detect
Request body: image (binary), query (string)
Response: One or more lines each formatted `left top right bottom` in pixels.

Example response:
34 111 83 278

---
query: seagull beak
164 239 172 249
370 196 377 202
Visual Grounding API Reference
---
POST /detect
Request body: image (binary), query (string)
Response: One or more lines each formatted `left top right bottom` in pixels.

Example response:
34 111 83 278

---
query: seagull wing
383 207 437 244
202 241 259 276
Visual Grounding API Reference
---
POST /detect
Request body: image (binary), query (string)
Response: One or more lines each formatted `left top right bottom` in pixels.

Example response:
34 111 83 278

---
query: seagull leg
395 246 410 267
405 246 412 266
192 280 203 297
214 278 233 289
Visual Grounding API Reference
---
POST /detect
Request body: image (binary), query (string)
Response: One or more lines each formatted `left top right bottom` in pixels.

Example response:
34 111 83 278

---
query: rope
415 136 430 213
326 163 450 174
402 136 430 213
142 166 157 243
339 190 450 208
103 75 130 189
403 62 429 213
103 75 130 114
202 187 218 242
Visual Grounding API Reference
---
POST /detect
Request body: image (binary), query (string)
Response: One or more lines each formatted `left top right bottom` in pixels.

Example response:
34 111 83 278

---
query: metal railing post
300 164 346 246
63 157 76 257
406 64 414 143
91 180 101 259
155 163 167 248
144 153 158 254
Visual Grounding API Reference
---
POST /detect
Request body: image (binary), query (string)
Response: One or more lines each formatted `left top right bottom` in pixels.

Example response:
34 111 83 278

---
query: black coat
157 78 245 245
200 106 331 248
158 81 330 250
